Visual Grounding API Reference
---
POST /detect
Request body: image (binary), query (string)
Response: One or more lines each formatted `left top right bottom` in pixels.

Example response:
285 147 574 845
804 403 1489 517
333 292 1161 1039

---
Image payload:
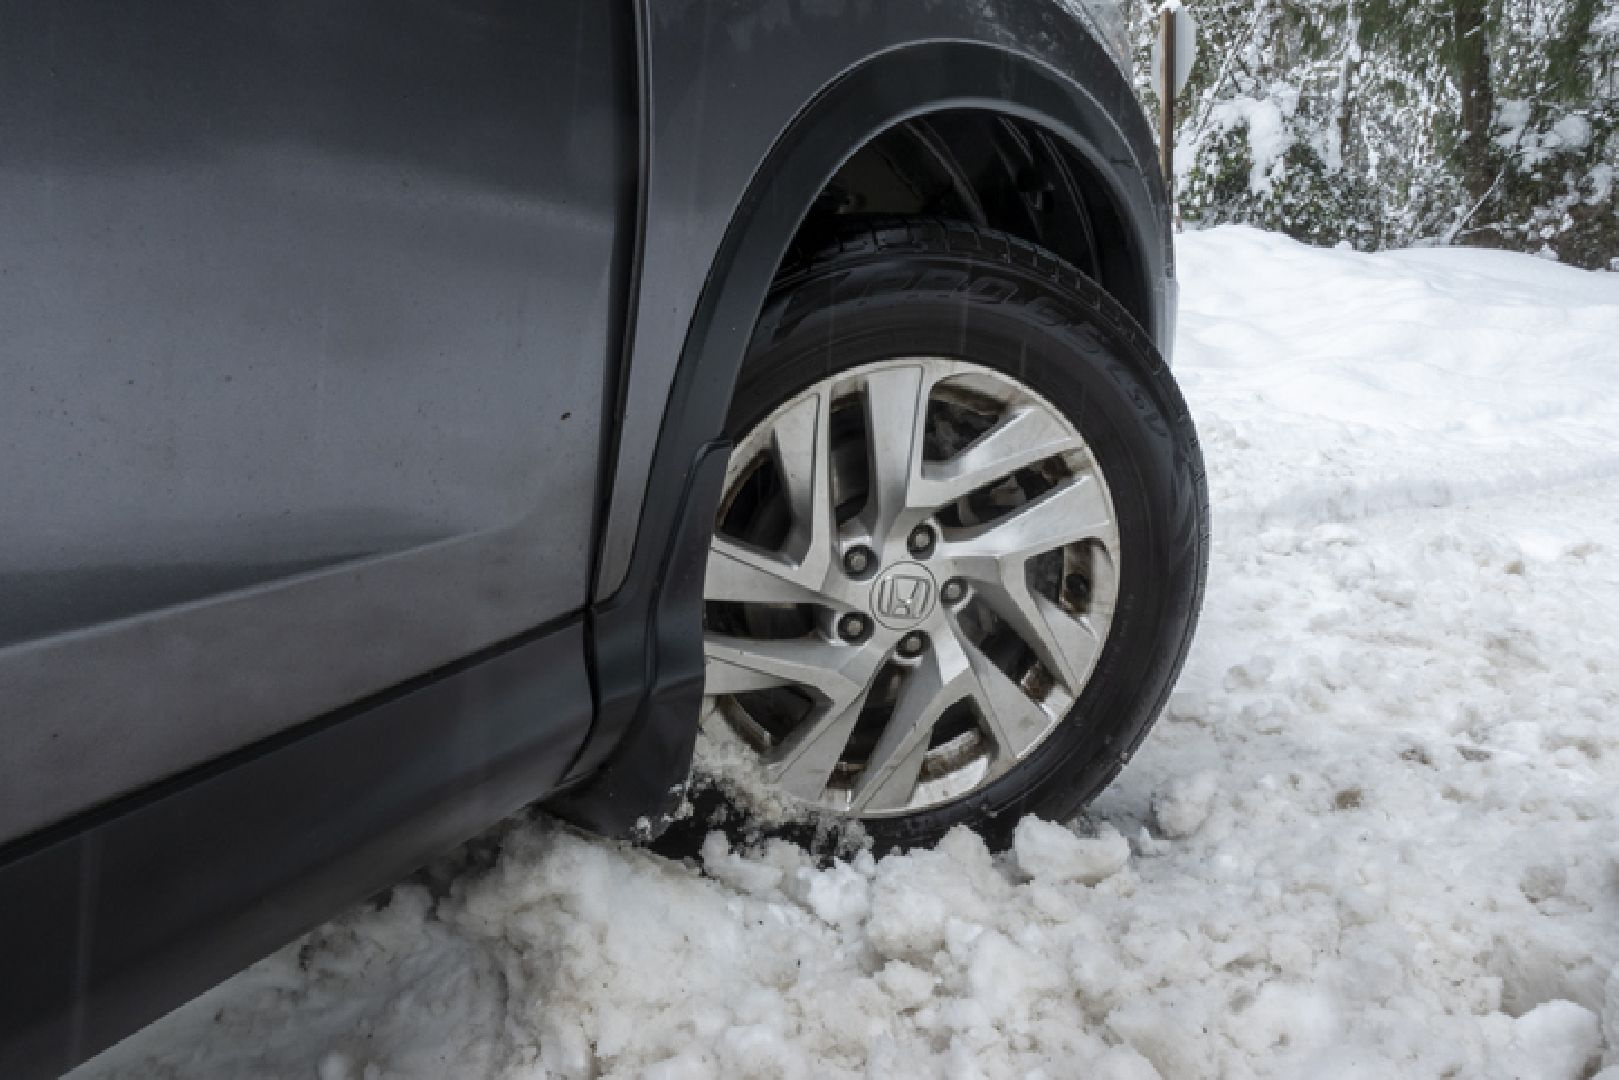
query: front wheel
699 222 1208 852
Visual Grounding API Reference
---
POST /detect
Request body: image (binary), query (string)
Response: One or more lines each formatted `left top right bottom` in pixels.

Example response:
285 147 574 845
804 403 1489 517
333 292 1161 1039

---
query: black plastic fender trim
547 440 728 838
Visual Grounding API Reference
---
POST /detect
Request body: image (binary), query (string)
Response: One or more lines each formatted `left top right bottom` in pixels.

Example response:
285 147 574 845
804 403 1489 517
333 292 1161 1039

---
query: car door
0 0 635 846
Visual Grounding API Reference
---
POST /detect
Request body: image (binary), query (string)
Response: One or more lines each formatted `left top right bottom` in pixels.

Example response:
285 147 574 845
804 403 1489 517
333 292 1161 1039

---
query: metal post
1159 6 1176 188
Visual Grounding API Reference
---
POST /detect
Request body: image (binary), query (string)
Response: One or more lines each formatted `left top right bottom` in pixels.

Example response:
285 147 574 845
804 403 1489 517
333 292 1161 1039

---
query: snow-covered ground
75 228 1619 1080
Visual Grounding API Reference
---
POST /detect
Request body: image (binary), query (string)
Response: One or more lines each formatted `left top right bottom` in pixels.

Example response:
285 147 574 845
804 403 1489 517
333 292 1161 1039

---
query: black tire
708 220 1208 853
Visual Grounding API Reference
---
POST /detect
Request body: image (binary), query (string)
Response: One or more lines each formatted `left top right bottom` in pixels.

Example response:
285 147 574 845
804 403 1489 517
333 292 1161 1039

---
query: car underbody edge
0 617 594 1080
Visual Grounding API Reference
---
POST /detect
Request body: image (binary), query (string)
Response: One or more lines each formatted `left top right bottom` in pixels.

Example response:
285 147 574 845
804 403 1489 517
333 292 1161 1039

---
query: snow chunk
700 831 784 895
866 827 1005 964
1518 860 1567 903
1227 981 1338 1055
875 959 935 1010
1153 771 1220 838
792 860 869 927
1015 817 1131 885
1503 1001 1601 1079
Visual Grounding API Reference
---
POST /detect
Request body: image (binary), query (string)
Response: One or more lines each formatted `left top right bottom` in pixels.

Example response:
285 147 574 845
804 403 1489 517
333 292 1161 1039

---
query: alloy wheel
701 357 1121 818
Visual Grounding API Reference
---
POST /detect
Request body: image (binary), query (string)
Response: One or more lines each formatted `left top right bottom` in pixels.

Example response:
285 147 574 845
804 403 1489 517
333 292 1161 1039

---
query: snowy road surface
76 228 1619 1080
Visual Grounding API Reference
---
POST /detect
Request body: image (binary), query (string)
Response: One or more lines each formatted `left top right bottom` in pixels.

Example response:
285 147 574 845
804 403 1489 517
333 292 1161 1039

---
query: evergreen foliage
1134 0 1619 268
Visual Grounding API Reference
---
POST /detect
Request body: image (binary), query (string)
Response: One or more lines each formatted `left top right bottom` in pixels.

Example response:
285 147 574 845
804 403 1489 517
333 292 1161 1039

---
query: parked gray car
0 1 1207 1075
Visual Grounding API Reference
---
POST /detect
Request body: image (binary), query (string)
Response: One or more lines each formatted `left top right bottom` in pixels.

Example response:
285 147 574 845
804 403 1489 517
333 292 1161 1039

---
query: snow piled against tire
75 228 1619 1080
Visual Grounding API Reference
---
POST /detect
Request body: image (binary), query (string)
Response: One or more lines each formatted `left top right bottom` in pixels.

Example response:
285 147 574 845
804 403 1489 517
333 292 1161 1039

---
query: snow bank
75 228 1619 1079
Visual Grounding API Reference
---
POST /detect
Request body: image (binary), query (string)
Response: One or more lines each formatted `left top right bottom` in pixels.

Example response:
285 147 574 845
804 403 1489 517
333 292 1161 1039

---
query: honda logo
872 568 936 627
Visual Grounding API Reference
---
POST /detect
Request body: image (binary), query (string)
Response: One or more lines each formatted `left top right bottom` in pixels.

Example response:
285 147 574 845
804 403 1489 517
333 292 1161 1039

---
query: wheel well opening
781 110 1151 333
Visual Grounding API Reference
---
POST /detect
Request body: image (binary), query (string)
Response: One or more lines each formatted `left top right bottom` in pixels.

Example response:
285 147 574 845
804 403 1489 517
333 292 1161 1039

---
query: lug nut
941 578 967 604
897 632 928 658
843 546 875 576
838 613 871 643
907 524 936 557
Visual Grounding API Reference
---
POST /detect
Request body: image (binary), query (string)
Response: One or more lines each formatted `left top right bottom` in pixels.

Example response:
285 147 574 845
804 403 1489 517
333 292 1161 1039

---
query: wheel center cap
870 562 938 630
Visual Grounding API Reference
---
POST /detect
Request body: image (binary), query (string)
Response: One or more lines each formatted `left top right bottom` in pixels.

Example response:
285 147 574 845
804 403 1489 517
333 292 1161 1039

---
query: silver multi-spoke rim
701 357 1120 817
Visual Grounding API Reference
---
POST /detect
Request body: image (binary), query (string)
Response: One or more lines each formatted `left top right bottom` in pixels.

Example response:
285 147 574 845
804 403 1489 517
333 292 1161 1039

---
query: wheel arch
712 45 1174 399
785 110 1162 347
555 38 1174 834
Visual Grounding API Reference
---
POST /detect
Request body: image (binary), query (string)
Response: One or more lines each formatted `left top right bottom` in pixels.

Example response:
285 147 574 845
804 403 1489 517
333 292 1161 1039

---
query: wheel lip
702 354 1122 820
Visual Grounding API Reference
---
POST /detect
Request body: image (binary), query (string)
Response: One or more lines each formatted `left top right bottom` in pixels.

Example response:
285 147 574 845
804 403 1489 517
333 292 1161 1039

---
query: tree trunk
1451 0 1496 204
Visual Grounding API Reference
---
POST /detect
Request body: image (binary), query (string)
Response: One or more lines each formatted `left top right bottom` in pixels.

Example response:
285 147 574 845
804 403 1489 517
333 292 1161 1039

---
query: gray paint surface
0 0 630 842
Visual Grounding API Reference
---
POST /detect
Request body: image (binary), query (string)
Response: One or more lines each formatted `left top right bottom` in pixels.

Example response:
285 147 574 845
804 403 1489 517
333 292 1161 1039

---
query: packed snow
73 228 1619 1080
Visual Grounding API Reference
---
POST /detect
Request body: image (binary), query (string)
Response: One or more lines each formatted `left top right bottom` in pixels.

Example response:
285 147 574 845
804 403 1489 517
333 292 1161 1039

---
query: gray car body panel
596 0 1174 600
0 0 632 845
0 1 1168 845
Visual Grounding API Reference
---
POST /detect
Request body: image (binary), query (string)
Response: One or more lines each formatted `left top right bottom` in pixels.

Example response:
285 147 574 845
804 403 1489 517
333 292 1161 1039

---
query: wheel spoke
948 473 1113 561
849 628 970 812
911 406 1083 509
858 365 929 540
957 625 1056 767
731 637 886 802
770 389 836 574
703 634 865 701
765 693 870 802
705 536 826 606
851 727 932 814
967 575 1102 695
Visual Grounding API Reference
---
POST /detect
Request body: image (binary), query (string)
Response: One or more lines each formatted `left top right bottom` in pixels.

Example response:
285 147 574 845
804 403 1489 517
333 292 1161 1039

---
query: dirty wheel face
702 356 1121 818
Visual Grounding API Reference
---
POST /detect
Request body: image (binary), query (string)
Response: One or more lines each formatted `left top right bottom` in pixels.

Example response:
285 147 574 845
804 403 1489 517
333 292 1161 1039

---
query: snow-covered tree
1134 0 1619 268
